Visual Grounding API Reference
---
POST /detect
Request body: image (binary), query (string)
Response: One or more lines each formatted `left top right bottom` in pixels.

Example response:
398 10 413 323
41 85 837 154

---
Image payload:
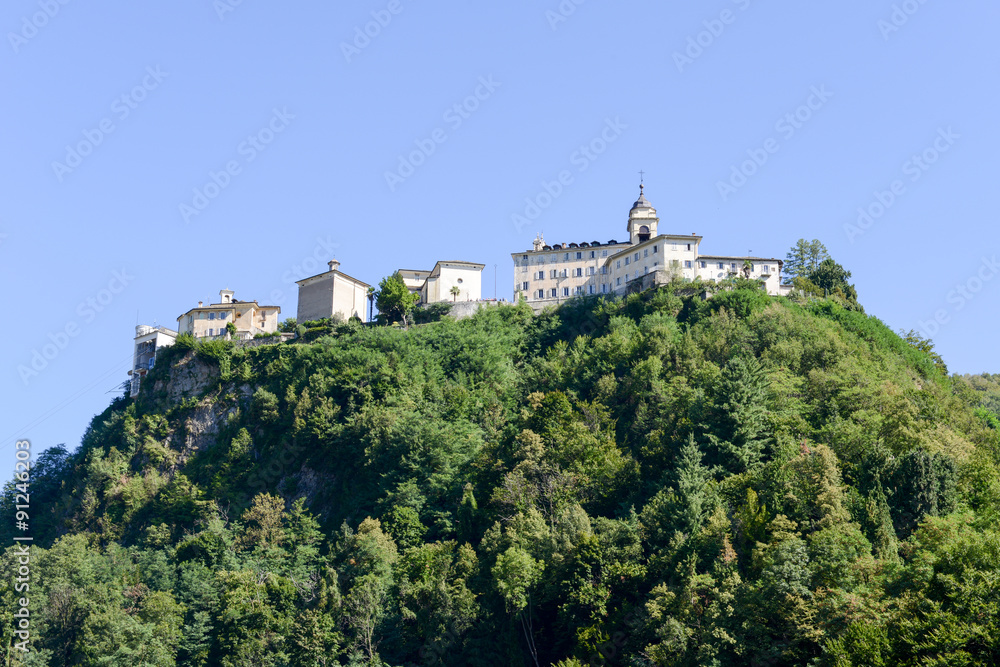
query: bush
413 302 453 324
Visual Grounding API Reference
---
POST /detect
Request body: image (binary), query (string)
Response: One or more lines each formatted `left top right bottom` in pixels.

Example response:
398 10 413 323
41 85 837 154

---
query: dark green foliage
412 301 453 324
3 289 997 666
784 238 830 282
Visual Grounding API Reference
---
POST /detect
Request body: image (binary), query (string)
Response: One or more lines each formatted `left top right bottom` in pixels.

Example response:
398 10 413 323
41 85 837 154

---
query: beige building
512 185 787 311
128 324 177 397
177 289 281 339
296 260 371 323
398 260 485 305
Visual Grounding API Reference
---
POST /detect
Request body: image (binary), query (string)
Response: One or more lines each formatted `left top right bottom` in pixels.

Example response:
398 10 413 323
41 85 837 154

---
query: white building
128 325 177 397
398 260 485 305
512 185 786 311
177 289 281 339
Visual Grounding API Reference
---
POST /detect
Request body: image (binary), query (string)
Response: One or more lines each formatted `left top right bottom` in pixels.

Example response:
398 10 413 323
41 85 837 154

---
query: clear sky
2 0 998 456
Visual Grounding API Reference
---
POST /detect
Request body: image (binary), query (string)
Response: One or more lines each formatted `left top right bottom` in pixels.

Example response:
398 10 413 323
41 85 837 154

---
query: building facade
512 186 786 311
296 260 371 323
398 260 485 305
177 289 281 339
128 325 177 397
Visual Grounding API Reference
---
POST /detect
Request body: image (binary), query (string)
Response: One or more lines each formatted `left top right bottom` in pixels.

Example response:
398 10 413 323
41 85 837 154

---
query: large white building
512 185 787 311
398 260 485 305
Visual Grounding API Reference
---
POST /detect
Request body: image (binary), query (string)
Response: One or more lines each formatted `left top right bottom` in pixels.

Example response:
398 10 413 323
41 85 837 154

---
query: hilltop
3 282 999 666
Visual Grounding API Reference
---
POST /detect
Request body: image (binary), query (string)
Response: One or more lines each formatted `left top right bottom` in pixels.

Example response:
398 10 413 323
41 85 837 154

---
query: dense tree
375 271 420 327
784 238 830 282
3 282 996 666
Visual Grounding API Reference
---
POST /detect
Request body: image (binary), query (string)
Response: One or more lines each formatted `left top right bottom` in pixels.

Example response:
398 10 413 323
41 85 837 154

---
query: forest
2 271 999 666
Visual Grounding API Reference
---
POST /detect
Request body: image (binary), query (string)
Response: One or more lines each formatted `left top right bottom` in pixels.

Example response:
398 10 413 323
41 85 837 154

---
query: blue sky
2 0 998 456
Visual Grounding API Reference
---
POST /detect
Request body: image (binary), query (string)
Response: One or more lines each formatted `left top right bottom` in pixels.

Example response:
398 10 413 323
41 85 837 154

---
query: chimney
198 301 203 307
328 259 341 272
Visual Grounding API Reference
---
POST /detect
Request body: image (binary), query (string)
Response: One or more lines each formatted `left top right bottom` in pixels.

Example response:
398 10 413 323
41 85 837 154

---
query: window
550 269 556 279
562 287 570 297
536 289 544 299
208 328 214 336
687 244 692 251
672 243 678 251
588 267 595 275
575 286 584 295
564 253 569 261
550 288 557 297
601 266 607 274
718 262 725 269
601 283 608 293
685 261 693 268
522 254 528 260
601 250 608 257
643 249 648 258
653 245 658 253
209 312 216 320
700 261 707 268
616 277 621 286
731 263 737 270
522 282 529 291
590 251 596 258
644 266 648 274
575 268 583 277
560 269 568 278
536 270 545 280
576 252 582 259
551 254 557 261
616 260 621 269
634 253 640 261
588 285 595 294
625 257 630 266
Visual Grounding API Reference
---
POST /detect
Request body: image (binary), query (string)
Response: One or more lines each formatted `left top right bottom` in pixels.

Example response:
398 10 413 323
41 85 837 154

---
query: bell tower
627 182 658 244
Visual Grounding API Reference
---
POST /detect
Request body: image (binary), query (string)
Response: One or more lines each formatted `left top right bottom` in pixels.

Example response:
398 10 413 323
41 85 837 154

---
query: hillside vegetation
4 284 1000 666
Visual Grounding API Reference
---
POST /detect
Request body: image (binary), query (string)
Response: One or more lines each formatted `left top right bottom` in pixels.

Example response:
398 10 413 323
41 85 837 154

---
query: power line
0 353 134 451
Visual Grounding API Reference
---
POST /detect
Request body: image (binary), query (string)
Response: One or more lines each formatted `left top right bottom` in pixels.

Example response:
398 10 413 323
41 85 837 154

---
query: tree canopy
3 281 997 666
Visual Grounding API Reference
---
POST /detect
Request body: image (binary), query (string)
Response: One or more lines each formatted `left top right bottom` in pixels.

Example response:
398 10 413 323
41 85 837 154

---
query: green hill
4 284 1000 666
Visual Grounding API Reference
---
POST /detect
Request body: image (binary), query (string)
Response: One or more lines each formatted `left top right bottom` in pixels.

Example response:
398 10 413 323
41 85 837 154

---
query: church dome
631 184 654 212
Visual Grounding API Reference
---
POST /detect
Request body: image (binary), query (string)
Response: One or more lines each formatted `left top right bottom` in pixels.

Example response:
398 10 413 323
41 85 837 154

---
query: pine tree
784 239 829 283
708 355 769 472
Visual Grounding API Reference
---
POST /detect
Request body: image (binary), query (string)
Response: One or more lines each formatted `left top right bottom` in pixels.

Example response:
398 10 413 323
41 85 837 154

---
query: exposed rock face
155 352 218 403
